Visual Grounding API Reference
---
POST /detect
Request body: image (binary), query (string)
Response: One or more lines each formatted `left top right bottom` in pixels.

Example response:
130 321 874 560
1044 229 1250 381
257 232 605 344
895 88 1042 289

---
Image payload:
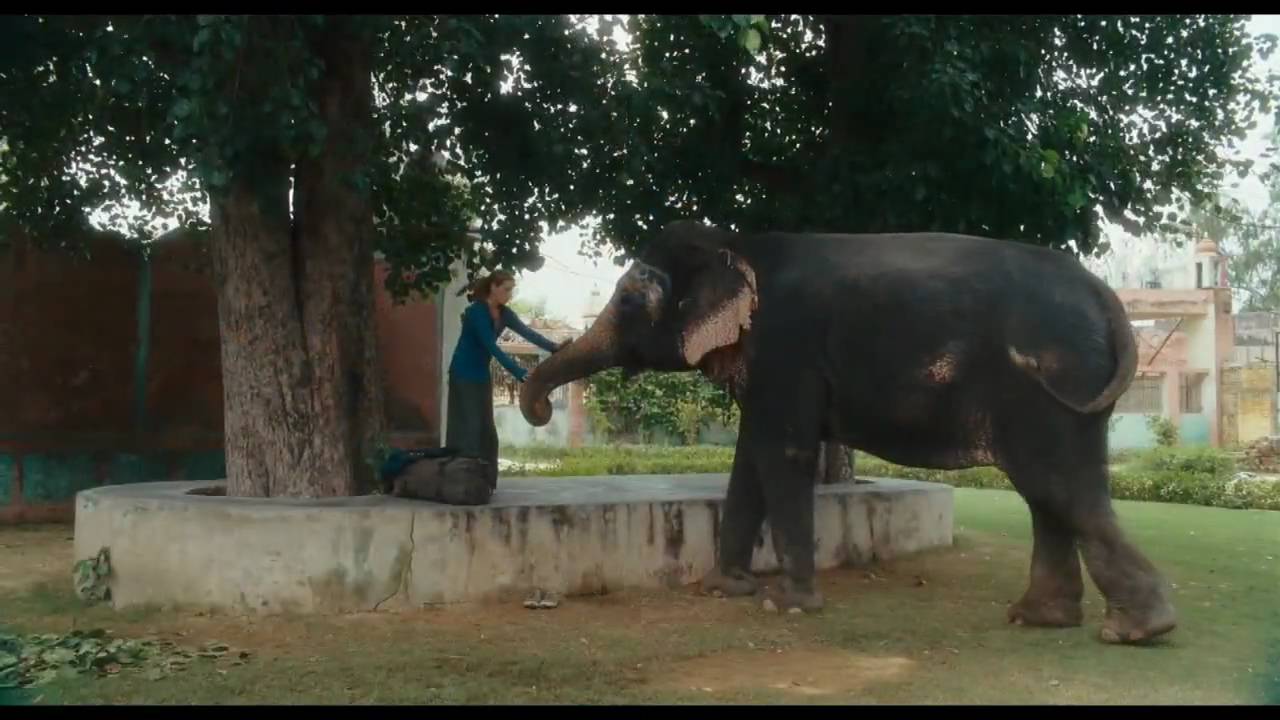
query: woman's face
491 279 515 306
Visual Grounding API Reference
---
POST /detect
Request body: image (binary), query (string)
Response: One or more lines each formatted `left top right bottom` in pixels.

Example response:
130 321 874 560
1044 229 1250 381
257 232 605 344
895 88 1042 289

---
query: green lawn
500 445 1280 511
2 488 1277 704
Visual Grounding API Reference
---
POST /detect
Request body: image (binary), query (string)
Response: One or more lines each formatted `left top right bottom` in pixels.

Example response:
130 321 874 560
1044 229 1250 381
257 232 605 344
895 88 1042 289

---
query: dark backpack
379 447 494 506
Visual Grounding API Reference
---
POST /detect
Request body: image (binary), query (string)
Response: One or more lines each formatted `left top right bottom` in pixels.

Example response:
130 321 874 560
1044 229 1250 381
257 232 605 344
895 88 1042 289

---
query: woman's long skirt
445 374 499 489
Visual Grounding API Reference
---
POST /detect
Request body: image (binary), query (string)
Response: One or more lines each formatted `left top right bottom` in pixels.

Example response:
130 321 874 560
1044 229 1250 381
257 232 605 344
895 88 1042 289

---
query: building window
1180 373 1204 414
1116 375 1163 414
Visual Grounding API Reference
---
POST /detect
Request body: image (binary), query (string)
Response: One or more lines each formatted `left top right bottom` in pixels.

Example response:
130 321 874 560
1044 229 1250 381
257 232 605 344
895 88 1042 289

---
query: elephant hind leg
1004 446 1176 644
1006 498 1085 628
1075 502 1177 644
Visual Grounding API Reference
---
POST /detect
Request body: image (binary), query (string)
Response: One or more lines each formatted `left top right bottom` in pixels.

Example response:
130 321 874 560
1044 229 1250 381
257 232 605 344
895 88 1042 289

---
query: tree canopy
0 15 628 293
1 14 1276 497
1225 195 1280 313
584 15 1279 259
3 15 1276 280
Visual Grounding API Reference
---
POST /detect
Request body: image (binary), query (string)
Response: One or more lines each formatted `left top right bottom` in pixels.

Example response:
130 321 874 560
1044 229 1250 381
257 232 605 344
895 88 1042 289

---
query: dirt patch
354 584 749 633
86 588 747 661
0 525 74 593
649 646 914 697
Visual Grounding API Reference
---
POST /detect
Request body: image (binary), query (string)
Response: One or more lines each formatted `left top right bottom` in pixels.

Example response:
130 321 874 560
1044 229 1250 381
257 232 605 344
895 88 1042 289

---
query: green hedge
501 446 1280 511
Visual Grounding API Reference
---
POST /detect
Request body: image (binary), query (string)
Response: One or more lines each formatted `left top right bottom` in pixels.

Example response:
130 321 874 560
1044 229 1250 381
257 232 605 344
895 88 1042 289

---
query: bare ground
2 488 1277 704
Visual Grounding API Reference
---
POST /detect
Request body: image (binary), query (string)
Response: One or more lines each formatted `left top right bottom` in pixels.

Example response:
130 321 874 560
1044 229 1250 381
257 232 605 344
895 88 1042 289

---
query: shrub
584 369 735 444
674 398 710 446
1145 415 1179 447
1133 446 1236 477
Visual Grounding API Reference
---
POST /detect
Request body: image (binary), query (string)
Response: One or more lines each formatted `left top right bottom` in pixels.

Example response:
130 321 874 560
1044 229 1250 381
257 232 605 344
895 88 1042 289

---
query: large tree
0 15 623 497
1226 199 1280 313
1 15 1275 498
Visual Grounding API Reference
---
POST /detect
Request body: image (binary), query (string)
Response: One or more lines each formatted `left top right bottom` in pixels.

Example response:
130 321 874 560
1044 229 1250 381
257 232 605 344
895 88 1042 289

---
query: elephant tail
1008 274 1138 415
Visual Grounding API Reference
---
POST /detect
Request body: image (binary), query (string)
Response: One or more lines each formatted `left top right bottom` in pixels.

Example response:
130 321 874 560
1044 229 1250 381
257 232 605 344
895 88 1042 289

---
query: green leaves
72 547 112 604
696 15 768 54
193 26 214 52
0 630 252 689
2 13 1276 276
586 368 737 443
581 14 1279 257
1040 148 1061 179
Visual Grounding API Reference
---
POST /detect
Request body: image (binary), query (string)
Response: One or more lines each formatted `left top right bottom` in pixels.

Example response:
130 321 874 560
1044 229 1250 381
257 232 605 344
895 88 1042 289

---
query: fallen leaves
0 630 253 689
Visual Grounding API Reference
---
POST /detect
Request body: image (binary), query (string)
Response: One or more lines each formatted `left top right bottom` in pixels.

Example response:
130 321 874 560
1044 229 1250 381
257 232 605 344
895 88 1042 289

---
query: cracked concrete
372 512 416 612
866 501 878 564
73 475 953 614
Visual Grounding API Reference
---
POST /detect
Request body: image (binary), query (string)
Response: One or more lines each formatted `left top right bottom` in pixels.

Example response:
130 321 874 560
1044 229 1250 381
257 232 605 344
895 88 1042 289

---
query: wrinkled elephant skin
519 220 1174 645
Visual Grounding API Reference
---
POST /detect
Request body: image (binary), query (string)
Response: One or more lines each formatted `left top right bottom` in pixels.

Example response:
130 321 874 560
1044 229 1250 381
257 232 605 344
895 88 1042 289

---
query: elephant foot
700 567 759 598
762 578 824 614
1099 598 1177 645
1007 595 1084 628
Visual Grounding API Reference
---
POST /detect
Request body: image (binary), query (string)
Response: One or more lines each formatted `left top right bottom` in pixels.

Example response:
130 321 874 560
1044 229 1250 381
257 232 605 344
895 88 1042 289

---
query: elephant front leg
701 434 766 598
726 312 826 612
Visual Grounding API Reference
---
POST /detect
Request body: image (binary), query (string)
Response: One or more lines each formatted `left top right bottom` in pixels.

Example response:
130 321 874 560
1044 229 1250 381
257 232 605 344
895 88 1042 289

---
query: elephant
519 220 1175 645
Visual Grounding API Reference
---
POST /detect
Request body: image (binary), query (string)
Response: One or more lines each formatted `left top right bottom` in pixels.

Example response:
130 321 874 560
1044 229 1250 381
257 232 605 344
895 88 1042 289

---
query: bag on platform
378 447 493 506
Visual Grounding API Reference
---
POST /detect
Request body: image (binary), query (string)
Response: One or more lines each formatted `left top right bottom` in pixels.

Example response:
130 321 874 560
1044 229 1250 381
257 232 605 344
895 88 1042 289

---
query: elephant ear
678 248 758 368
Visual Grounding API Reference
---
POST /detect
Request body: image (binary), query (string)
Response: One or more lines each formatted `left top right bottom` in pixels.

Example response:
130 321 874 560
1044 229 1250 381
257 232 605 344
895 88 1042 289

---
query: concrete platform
73 474 954 614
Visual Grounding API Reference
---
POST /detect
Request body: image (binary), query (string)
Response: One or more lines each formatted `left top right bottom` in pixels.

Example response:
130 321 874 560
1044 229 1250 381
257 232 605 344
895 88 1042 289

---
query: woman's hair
467 270 516 303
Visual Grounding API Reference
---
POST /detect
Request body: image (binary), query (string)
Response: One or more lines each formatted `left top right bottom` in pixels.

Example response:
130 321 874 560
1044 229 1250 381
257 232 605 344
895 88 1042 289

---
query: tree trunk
210 22 383 499
821 15 877 151
815 442 856 484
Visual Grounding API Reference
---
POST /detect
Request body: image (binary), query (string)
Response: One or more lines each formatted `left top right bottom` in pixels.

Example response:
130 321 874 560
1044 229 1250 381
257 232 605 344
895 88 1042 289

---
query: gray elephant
519 220 1174 645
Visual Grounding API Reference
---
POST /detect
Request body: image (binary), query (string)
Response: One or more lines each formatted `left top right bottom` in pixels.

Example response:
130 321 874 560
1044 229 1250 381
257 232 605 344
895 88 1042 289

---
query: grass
501 445 1280 511
2 489 1278 704
503 444 738 476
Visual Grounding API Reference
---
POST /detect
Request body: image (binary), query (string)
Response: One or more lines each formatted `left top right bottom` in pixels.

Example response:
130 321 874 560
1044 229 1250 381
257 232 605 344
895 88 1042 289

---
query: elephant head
519 220 758 427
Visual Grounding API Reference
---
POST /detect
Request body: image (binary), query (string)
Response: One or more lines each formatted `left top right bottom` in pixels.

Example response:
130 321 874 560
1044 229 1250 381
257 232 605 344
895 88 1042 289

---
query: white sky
512 223 624 327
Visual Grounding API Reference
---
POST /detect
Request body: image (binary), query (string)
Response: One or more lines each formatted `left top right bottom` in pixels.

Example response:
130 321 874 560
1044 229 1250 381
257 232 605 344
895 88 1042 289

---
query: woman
446 270 566 490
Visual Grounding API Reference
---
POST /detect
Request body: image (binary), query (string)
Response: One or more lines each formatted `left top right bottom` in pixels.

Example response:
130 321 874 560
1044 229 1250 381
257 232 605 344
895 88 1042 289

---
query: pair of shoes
522 588 560 610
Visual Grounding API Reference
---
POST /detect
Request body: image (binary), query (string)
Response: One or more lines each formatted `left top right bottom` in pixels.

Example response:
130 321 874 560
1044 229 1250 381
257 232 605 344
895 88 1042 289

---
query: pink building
1109 240 1235 448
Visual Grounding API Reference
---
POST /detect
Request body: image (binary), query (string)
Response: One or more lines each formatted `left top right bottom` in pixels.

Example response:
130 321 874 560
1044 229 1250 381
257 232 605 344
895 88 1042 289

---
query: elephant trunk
519 301 621 427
